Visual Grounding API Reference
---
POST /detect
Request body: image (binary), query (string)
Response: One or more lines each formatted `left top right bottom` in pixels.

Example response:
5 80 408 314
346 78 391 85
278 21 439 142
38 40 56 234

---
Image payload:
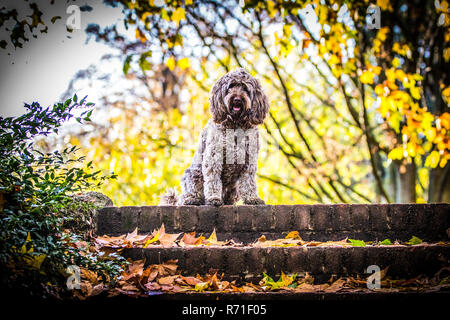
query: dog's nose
233 97 242 104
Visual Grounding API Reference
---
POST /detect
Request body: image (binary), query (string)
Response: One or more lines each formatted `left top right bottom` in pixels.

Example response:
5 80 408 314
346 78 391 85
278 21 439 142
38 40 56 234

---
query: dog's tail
159 188 179 205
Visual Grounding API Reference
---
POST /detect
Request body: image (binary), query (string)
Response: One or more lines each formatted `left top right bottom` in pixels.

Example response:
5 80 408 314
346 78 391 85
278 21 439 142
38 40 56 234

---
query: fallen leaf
91 284 105 296
144 282 161 291
257 235 267 242
285 231 302 240
81 268 99 284
325 278 346 292
194 282 209 292
158 275 178 285
177 275 202 286
349 239 366 247
406 236 423 245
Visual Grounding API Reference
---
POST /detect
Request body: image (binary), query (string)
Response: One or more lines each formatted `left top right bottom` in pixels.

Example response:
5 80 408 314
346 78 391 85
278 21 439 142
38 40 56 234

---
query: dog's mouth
231 101 244 114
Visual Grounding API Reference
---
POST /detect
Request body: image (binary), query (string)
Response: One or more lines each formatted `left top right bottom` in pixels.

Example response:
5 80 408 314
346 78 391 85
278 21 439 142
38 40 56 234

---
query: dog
160 68 269 206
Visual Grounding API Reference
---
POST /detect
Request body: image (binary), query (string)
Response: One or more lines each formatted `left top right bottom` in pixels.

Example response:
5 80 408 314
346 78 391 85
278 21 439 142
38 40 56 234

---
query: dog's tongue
233 106 241 111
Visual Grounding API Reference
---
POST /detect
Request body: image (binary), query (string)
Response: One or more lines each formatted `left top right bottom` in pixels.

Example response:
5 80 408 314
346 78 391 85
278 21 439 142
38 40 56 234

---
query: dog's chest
220 133 250 182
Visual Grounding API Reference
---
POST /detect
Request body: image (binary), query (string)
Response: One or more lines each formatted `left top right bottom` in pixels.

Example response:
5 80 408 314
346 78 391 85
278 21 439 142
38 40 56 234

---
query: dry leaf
285 231 302 240
158 275 178 285
177 275 202 286
144 282 161 291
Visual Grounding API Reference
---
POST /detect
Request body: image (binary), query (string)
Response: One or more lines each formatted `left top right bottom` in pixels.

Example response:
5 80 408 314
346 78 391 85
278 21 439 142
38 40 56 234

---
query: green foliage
406 236 423 245
348 239 366 247
0 95 124 297
379 239 393 246
260 272 297 290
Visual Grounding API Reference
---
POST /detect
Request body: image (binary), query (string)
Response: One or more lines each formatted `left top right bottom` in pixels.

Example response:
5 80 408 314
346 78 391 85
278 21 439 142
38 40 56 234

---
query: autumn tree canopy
2 0 449 205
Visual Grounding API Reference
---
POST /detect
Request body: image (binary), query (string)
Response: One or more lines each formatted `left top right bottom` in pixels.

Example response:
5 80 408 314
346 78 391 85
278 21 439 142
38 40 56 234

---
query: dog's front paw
244 198 265 205
180 195 204 206
205 197 223 206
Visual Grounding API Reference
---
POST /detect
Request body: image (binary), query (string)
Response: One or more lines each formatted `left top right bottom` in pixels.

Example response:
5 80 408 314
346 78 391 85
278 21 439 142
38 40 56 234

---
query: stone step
97 204 449 242
121 244 449 283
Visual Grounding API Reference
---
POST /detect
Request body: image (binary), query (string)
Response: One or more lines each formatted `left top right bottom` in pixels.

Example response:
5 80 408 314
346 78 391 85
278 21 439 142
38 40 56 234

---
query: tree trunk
428 163 450 203
394 162 416 203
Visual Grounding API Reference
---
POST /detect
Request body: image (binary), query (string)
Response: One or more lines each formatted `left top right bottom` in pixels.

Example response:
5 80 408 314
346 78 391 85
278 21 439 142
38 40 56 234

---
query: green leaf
406 236 422 245
123 55 133 75
348 239 366 247
379 239 392 245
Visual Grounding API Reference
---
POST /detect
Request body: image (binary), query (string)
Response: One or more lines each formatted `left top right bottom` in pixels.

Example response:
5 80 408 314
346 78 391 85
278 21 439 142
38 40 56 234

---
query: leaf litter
68 225 450 299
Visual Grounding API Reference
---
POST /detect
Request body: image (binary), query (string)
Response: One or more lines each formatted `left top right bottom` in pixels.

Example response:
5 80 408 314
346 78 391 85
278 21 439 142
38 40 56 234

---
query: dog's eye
228 83 237 89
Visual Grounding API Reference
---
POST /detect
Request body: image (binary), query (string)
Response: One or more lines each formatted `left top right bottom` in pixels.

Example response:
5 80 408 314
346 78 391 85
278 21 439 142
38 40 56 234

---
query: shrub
0 95 124 298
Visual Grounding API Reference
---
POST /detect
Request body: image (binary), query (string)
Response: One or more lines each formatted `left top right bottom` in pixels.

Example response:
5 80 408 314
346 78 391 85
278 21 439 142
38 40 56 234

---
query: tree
81 0 447 204
3 0 448 204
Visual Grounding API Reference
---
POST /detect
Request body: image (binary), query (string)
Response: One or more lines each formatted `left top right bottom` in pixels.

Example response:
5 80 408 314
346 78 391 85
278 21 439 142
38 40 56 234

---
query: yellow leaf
377 0 393 11
410 87 421 100
425 151 440 168
20 232 34 254
376 27 389 41
375 84 386 96
285 231 302 240
388 147 404 160
166 56 175 71
392 57 401 68
360 70 374 84
161 8 169 21
444 48 450 62
267 1 276 18
172 7 185 26
279 272 295 287
371 66 382 75
207 228 217 243
328 54 340 66
177 57 190 70
194 282 209 292
23 253 46 270
143 231 159 247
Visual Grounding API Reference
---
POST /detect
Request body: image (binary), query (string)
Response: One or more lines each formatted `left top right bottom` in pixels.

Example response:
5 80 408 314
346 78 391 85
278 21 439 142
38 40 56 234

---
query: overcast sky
0 1 123 117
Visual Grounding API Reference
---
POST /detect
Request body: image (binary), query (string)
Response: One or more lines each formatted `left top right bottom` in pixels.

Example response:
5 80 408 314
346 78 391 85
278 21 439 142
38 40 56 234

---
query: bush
0 95 125 298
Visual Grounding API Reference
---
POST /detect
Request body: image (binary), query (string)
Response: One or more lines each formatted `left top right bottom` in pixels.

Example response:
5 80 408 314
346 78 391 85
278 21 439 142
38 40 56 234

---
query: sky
0 0 123 117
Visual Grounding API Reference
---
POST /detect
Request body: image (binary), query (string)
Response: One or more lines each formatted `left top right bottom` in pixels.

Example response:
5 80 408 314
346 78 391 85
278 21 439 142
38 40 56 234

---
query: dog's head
209 68 269 127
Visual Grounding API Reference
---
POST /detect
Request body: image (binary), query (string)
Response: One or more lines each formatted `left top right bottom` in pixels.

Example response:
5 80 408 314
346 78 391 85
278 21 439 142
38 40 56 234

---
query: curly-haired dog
161 68 270 206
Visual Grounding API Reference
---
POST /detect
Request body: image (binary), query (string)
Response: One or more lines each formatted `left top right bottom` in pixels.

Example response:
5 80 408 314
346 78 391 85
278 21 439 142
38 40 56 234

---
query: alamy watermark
366 264 381 290
66 5 81 31
366 4 381 29
66 265 81 290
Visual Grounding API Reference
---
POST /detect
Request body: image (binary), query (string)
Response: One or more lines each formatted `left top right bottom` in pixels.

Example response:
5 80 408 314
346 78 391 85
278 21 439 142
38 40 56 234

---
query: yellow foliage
425 151 440 168
171 7 186 26
166 56 176 71
377 0 393 11
388 147 404 160
177 57 190 70
360 70 375 84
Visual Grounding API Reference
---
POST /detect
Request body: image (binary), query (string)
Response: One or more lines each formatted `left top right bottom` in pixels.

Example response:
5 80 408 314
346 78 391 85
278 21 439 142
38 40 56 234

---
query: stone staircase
97 204 450 299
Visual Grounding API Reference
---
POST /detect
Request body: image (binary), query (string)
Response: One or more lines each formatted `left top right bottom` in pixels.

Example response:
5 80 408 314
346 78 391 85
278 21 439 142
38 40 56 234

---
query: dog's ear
209 76 228 123
250 78 270 125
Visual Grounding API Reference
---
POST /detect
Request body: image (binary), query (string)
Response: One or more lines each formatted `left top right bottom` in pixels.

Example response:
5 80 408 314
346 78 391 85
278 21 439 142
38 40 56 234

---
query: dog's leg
202 129 224 206
238 129 264 205
179 167 204 205
223 185 239 205
238 163 265 205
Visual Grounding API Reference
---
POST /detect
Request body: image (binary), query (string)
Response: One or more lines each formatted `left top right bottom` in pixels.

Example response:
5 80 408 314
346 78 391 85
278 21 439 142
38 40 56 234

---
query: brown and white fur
160 68 270 206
